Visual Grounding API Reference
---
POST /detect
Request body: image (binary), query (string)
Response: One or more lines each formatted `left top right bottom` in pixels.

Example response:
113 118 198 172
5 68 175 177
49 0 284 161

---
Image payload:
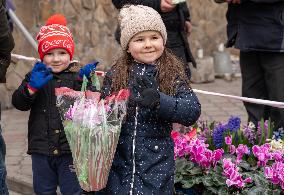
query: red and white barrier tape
11 53 105 76
11 53 284 108
193 89 284 109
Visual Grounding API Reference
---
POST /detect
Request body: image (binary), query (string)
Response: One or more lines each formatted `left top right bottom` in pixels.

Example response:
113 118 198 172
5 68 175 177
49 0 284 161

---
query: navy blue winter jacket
100 62 201 195
226 0 284 52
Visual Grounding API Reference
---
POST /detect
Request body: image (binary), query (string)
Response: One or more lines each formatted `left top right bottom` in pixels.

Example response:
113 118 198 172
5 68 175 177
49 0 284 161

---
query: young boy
12 14 97 195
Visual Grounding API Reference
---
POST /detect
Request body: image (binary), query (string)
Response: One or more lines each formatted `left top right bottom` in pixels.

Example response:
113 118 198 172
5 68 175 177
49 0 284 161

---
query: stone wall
188 0 229 56
1 0 231 109
11 0 229 69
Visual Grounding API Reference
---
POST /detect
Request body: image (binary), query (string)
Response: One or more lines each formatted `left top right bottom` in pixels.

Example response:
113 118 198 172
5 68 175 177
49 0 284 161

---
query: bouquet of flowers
55 76 129 191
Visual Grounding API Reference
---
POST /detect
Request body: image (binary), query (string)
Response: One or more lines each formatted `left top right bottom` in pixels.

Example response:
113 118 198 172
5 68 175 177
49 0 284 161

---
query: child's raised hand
79 61 99 79
27 62 53 92
132 76 160 109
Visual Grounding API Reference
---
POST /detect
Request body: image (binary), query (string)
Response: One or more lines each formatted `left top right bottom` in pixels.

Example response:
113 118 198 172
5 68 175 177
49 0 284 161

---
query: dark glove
133 75 158 93
132 76 160 109
27 62 53 92
79 61 99 79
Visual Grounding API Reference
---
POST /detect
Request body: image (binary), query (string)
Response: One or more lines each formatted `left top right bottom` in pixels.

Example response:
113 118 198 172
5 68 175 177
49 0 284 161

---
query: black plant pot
175 188 201 195
174 183 203 195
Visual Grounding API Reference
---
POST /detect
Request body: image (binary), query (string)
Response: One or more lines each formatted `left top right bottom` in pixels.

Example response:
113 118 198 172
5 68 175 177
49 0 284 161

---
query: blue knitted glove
27 62 53 92
79 61 99 79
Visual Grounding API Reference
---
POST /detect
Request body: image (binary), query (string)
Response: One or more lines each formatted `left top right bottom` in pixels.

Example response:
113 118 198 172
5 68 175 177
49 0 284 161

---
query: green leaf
189 166 202 175
214 164 224 174
247 186 266 195
213 175 226 186
202 176 214 187
182 179 195 189
194 176 203 184
264 188 282 195
185 161 195 172
259 118 266 145
223 153 236 161
251 172 270 187
175 158 188 174
217 187 230 195
205 186 219 194
246 156 257 167
175 158 188 169
174 173 183 183
238 161 252 171
91 72 100 90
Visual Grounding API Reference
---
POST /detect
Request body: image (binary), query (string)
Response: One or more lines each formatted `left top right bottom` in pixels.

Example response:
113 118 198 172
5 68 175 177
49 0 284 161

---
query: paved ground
2 77 247 194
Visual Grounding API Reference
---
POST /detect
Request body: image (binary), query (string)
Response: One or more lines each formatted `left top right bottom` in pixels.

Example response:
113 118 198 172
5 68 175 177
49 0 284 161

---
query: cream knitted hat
119 5 167 50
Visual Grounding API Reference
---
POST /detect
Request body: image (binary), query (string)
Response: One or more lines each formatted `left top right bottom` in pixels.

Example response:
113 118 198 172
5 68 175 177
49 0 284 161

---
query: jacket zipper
130 65 146 195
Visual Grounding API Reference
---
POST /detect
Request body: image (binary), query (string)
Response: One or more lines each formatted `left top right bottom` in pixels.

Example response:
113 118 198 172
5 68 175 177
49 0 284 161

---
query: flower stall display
173 117 284 195
55 76 129 192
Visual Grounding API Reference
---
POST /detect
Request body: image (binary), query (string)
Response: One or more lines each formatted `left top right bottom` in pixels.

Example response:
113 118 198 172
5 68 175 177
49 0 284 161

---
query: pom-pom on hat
36 14 74 60
119 5 167 51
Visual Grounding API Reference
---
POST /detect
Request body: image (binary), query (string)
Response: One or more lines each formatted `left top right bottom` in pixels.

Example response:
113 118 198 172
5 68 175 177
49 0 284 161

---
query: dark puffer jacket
12 64 93 156
226 0 284 52
0 0 14 83
101 62 201 195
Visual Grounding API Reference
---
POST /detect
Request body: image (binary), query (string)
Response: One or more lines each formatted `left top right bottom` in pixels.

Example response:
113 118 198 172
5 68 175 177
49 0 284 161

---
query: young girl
12 14 97 195
100 5 201 195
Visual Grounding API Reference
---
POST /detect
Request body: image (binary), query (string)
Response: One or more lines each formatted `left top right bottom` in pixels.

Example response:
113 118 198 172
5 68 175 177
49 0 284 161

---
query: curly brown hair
110 48 191 96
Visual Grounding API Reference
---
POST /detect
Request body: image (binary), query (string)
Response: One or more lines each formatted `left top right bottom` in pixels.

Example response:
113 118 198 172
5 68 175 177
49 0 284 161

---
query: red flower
85 91 101 102
184 128 197 141
115 89 130 101
105 94 116 104
171 131 180 140
55 87 84 98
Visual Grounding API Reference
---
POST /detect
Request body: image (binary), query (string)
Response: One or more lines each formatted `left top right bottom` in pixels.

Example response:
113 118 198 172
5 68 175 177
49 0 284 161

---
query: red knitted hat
36 14 74 60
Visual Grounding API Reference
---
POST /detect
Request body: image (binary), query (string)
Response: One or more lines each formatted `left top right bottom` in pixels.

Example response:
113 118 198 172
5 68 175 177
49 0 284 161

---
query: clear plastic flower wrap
55 76 129 192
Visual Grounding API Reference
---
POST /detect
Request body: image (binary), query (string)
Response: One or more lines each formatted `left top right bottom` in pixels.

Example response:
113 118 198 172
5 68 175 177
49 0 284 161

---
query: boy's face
127 30 164 64
43 48 70 73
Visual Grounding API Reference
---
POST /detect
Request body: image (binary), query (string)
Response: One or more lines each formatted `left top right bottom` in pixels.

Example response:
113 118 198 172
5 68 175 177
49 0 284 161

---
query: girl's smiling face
43 48 70 73
127 30 165 64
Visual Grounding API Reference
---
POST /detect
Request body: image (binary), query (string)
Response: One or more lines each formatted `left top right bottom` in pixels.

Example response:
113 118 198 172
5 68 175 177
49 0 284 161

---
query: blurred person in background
218 0 284 130
0 0 15 194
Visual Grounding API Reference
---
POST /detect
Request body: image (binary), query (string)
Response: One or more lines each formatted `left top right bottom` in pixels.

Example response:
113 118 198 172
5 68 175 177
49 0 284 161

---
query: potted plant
173 117 284 195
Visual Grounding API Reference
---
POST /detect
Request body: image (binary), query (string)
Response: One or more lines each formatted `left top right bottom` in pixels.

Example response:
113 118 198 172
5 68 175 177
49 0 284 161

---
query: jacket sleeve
157 78 201 127
112 0 161 12
0 0 14 83
179 2 191 21
12 73 37 111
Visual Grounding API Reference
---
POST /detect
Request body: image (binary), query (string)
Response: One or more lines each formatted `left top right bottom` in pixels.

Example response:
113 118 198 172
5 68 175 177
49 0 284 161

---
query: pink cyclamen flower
222 158 252 188
225 135 236 154
229 145 236 154
236 144 250 164
225 135 232 145
264 162 284 188
252 144 272 167
272 150 283 162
